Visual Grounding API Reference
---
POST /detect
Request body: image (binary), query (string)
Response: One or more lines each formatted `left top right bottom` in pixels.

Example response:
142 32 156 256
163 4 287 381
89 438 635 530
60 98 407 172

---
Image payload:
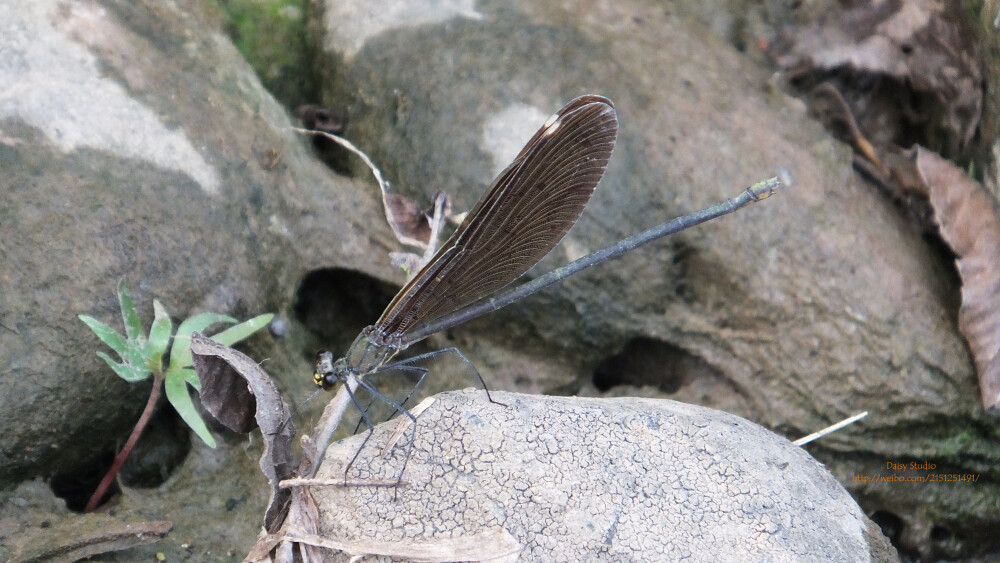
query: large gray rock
308 390 896 562
0 0 395 483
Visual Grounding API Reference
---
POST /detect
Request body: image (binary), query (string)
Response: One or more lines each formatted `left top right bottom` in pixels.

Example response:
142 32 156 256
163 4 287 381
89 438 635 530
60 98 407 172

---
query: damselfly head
313 350 341 390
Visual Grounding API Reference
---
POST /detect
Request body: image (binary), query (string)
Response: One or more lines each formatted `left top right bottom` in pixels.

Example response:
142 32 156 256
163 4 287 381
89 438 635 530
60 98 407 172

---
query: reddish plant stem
84 373 164 513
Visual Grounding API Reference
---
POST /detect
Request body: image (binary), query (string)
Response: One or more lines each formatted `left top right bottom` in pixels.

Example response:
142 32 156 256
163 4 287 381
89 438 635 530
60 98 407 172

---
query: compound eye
320 373 339 391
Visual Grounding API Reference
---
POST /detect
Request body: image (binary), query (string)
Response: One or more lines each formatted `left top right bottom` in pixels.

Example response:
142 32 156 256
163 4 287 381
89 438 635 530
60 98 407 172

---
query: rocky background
1 0 998 560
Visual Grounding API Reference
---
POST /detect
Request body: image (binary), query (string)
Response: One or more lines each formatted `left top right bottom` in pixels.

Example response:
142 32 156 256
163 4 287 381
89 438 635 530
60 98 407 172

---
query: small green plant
78 279 273 512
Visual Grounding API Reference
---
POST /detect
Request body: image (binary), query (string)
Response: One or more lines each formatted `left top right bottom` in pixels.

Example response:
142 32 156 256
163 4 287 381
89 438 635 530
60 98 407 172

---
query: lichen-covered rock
311 391 896 562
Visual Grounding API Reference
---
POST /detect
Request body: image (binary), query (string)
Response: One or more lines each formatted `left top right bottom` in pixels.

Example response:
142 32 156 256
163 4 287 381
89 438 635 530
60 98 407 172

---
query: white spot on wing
542 110 560 128
541 120 561 137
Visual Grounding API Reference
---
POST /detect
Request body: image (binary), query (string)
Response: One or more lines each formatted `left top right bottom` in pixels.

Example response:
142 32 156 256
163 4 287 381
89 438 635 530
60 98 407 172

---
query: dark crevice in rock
592 337 723 394
48 404 190 512
119 406 192 488
869 510 920 561
294 267 399 357
591 337 761 421
49 450 118 512
870 510 903 545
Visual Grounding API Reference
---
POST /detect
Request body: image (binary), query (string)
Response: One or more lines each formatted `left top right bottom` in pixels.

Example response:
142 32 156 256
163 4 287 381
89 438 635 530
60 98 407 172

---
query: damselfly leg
388 347 507 406
336 347 505 484
350 363 430 434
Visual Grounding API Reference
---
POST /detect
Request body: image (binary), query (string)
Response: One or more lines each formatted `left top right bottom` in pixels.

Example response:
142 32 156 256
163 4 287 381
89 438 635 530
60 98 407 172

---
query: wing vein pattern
374 95 619 339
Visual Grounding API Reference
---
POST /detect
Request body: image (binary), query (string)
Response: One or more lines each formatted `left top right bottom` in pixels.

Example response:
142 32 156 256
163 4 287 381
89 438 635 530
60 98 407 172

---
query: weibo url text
853 462 979 484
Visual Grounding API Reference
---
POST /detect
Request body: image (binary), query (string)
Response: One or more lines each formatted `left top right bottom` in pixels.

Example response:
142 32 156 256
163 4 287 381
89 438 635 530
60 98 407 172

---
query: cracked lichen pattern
313 391 879 562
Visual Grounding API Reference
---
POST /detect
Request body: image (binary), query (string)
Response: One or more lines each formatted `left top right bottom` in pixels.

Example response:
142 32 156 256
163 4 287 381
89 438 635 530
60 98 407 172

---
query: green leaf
164 369 217 448
169 313 238 371
209 314 274 346
175 366 202 391
176 313 239 341
97 351 149 382
145 300 173 372
117 279 145 343
79 315 128 358
122 334 147 370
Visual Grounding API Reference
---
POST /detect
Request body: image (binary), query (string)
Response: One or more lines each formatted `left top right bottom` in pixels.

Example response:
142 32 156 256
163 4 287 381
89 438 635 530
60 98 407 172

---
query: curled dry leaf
285 486 323 563
244 486 324 563
772 0 982 154
291 125 455 255
383 189 452 251
909 148 1000 412
8 519 171 562
384 191 431 246
389 191 454 278
190 333 298 532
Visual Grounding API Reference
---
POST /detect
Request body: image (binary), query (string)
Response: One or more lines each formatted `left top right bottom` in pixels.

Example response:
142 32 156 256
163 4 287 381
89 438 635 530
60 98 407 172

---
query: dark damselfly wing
374 95 619 339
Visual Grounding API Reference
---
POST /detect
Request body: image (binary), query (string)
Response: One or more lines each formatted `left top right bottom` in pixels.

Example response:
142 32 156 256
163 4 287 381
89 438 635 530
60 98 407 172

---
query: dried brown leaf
384 191 434 247
245 487 521 562
290 126 454 255
190 333 298 531
244 531 283 563
190 338 257 434
289 486 324 563
773 0 982 153
8 519 171 563
383 189 453 252
912 147 1000 412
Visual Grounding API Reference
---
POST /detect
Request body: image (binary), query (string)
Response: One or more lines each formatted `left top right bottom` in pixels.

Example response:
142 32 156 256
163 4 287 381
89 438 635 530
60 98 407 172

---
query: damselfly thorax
313 327 406 391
